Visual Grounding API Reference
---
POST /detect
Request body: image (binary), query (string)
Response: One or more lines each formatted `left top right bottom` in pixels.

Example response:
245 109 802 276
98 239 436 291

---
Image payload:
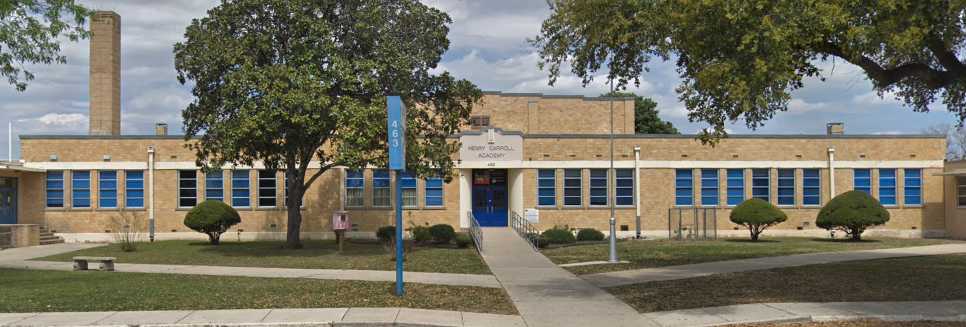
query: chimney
826 122 844 136
155 123 168 136
89 11 121 136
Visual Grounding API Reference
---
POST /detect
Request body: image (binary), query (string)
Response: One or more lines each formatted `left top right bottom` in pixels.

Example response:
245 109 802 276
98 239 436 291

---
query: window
99 170 118 208
400 171 417 208
46 171 64 208
675 169 693 206
752 169 770 202
232 170 251 207
425 174 444 207
178 170 197 208
700 169 718 206
803 169 820 206
205 170 224 202
345 170 364 207
469 115 490 128
879 168 896 206
372 169 391 207
125 171 144 208
726 169 744 206
72 170 91 208
537 169 556 206
258 170 277 207
616 168 634 206
564 169 582 206
590 169 608 206
904 169 922 206
958 177 966 207
854 169 872 195
777 169 794 206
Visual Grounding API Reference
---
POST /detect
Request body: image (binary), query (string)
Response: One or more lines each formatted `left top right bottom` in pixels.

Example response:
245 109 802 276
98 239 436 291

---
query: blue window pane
751 169 770 201
538 169 556 207
205 171 224 202
400 172 417 188
425 175 444 207
72 171 91 208
727 169 744 206
46 171 65 208
701 169 718 206
904 169 922 205
232 170 251 207
589 169 607 206
675 169 693 206
777 169 794 205
563 169 582 206
879 169 897 205
854 169 872 195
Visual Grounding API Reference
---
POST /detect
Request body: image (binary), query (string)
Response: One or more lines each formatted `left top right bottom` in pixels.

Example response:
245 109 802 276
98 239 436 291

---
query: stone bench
73 256 115 271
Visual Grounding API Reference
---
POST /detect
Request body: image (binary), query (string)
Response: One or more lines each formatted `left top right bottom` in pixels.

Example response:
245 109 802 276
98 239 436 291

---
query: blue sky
0 0 958 159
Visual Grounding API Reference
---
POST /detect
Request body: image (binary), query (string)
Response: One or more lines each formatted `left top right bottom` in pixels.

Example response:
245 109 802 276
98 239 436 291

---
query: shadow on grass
808 238 882 243
191 239 460 259
723 239 782 243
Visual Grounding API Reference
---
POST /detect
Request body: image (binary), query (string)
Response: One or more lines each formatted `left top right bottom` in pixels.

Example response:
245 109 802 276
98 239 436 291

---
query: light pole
608 79 618 263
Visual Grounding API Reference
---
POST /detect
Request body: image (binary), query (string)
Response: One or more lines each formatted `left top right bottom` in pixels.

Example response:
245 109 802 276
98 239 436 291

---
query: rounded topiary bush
730 198 787 241
576 228 605 242
409 225 432 244
817 190 890 241
454 233 472 248
377 225 395 244
183 200 241 245
429 224 456 244
541 227 576 245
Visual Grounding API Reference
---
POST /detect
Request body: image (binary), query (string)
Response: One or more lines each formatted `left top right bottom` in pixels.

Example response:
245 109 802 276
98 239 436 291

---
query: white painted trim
25 161 147 170
458 160 944 169
458 169 471 228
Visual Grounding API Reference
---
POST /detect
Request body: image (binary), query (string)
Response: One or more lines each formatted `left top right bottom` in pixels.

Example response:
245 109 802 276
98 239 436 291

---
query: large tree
0 0 90 91
533 1 966 142
603 91 678 134
174 0 481 248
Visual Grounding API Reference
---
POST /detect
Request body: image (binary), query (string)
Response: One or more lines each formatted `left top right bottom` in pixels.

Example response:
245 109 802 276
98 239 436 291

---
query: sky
0 0 960 160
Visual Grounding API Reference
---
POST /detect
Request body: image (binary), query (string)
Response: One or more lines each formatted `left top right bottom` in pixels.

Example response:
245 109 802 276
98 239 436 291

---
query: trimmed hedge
454 233 472 248
729 198 787 241
576 228 605 241
376 225 395 244
429 224 456 244
183 200 241 245
410 225 432 244
817 190 890 241
541 227 576 244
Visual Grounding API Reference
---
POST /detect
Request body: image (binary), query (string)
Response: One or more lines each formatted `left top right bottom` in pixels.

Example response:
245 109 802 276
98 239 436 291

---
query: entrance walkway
480 228 656 327
584 243 966 288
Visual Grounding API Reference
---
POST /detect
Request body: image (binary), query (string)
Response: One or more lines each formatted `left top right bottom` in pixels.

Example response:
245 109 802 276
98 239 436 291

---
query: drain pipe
827 147 836 199
148 146 156 242
634 146 641 239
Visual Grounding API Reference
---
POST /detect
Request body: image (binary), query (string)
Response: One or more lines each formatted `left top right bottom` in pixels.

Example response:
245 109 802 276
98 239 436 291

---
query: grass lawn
542 237 960 274
38 240 489 275
608 254 966 313
0 268 516 314
731 320 966 327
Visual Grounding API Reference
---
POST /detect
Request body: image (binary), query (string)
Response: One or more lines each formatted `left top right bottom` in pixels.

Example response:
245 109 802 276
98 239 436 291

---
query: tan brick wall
469 93 634 135
89 11 121 136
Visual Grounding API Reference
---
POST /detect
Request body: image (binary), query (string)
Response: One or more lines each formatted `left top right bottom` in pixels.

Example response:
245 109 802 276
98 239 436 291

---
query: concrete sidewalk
0 244 500 288
480 228 656 327
584 243 966 288
0 307 525 326
642 301 966 327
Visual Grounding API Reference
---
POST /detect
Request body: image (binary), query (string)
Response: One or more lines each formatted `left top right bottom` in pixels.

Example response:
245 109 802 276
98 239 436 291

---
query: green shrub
429 224 456 244
536 236 550 249
376 225 395 244
183 200 241 245
730 198 788 241
454 233 472 248
541 226 576 244
817 190 890 241
409 224 432 244
576 228 605 241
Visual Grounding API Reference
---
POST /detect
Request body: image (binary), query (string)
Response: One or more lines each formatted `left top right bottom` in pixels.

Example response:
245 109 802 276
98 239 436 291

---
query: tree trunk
850 228 863 241
285 168 305 249
208 232 220 245
749 225 759 241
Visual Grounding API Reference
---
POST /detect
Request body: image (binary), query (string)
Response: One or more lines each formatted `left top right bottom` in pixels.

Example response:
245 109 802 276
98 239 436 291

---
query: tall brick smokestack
89 11 121 136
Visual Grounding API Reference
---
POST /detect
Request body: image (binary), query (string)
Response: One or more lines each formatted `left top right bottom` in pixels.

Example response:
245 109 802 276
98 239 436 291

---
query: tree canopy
174 0 481 248
534 0 966 142
603 91 678 134
0 0 90 91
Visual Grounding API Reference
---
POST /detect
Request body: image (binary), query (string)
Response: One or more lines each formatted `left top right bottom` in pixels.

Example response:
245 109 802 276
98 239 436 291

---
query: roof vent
827 122 844 135
155 123 168 136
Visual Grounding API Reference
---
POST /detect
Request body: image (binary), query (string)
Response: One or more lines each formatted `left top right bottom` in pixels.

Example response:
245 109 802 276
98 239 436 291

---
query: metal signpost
387 95 406 296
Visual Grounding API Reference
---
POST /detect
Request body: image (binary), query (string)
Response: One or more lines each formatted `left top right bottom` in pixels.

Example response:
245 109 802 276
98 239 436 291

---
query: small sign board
387 96 406 170
525 208 539 224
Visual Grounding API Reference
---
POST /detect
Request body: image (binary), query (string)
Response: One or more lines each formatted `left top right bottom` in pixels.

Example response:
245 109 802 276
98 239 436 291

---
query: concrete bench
73 256 115 271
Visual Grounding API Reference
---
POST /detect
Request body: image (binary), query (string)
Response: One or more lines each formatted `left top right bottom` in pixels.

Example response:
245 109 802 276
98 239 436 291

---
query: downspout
148 146 156 242
634 146 641 239
827 148 836 199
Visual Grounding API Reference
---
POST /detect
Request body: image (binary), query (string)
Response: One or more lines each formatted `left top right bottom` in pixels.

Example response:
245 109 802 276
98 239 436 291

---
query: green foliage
817 191 890 241
534 1 966 142
183 200 241 245
576 228 606 242
376 226 395 244
174 0 482 248
409 225 432 244
454 233 472 248
602 91 678 134
541 226 576 245
730 198 788 241
0 0 90 91
428 224 456 244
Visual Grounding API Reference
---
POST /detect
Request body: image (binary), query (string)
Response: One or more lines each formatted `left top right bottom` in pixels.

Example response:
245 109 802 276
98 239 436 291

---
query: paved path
479 228 656 327
584 243 966 288
0 307 525 326
642 301 966 327
0 244 500 288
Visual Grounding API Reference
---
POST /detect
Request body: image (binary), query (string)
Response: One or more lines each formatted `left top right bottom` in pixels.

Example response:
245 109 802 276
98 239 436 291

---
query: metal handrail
468 211 483 254
510 211 539 250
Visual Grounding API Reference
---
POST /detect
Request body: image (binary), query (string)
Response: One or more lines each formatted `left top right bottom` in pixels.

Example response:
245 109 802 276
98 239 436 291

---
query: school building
2 11 966 243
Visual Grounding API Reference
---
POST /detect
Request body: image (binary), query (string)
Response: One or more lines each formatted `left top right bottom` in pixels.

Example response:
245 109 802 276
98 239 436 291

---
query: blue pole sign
387 95 406 296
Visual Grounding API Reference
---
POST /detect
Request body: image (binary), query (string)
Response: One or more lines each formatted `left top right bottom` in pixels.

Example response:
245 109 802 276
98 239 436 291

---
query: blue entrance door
471 169 508 227
0 177 16 224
